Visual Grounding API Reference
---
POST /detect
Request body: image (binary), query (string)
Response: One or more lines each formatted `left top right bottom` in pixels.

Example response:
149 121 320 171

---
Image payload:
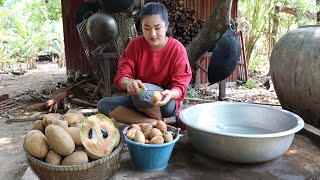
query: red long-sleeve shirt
114 35 192 101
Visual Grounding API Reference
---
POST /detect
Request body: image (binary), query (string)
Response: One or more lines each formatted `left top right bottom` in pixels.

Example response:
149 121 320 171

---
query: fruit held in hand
151 91 162 103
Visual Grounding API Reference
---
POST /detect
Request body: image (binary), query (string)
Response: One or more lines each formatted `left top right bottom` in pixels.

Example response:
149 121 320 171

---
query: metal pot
86 14 118 45
208 27 241 84
74 3 100 26
179 102 304 163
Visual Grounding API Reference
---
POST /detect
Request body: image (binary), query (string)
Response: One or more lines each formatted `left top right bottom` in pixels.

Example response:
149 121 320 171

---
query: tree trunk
27 58 37 70
58 42 65 68
271 6 280 49
244 34 258 66
186 0 232 67
317 0 320 23
111 10 138 54
267 5 280 75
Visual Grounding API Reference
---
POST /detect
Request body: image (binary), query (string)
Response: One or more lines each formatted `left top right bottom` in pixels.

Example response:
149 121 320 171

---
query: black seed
88 129 108 139
88 129 92 139
101 129 108 138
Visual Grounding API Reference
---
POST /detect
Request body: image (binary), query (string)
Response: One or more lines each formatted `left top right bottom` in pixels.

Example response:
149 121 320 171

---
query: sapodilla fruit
151 91 162 103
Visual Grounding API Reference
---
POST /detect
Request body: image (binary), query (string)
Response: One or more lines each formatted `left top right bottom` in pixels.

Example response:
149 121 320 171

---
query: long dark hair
139 2 173 36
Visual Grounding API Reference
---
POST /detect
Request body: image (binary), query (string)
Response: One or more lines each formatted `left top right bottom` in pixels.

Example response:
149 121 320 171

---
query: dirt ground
0 62 66 180
0 61 280 180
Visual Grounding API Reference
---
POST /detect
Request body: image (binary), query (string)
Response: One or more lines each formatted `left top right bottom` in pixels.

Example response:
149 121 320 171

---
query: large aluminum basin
179 102 304 163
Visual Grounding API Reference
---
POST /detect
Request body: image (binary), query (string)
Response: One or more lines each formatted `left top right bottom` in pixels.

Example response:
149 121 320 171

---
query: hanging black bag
208 26 241 84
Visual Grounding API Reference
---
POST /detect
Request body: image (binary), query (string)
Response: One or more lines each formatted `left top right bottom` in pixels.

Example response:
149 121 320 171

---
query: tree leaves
0 0 62 65
239 0 317 72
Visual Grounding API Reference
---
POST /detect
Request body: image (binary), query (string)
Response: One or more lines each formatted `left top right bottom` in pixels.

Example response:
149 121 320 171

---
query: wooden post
218 79 226 100
90 79 103 101
98 53 112 96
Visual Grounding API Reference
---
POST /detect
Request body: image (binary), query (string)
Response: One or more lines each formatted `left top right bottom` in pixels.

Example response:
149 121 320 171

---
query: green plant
184 85 197 106
239 0 317 69
186 85 197 98
240 80 258 89
0 0 63 69
248 56 267 73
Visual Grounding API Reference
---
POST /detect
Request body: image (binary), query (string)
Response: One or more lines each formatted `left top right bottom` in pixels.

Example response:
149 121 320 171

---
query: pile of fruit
25 111 120 166
126 121 174 144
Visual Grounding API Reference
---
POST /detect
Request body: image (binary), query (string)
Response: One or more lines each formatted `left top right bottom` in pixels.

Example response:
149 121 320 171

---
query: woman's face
141 15 168 50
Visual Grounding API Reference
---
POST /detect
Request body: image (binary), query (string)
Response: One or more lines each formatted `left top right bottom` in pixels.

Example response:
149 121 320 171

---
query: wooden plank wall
61 0 91 75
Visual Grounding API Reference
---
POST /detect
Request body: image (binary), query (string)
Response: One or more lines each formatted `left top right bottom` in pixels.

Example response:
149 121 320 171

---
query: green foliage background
0 0 62 68
238 0 318 74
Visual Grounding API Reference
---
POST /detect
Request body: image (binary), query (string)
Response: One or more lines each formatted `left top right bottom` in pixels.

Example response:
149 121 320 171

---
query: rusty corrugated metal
184 0 216 21
184 0 238 21
61 0 91 75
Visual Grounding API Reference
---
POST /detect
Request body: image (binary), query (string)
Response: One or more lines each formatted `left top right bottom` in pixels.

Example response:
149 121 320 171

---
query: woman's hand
155 90 174 106
126 79 146 95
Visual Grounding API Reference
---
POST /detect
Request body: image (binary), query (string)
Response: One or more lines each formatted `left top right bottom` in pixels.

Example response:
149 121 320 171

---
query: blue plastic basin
123 125 179 172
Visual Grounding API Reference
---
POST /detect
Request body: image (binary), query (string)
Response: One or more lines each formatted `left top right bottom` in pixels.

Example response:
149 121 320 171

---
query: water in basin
204 124 276 134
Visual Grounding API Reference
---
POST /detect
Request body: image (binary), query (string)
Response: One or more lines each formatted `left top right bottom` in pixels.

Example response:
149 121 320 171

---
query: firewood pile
0 73 118 123
145 0 205 46
26 73 109 113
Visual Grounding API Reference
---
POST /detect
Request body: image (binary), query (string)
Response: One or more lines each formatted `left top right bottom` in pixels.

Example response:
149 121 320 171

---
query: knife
146 89 163 91
138 88 163 92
